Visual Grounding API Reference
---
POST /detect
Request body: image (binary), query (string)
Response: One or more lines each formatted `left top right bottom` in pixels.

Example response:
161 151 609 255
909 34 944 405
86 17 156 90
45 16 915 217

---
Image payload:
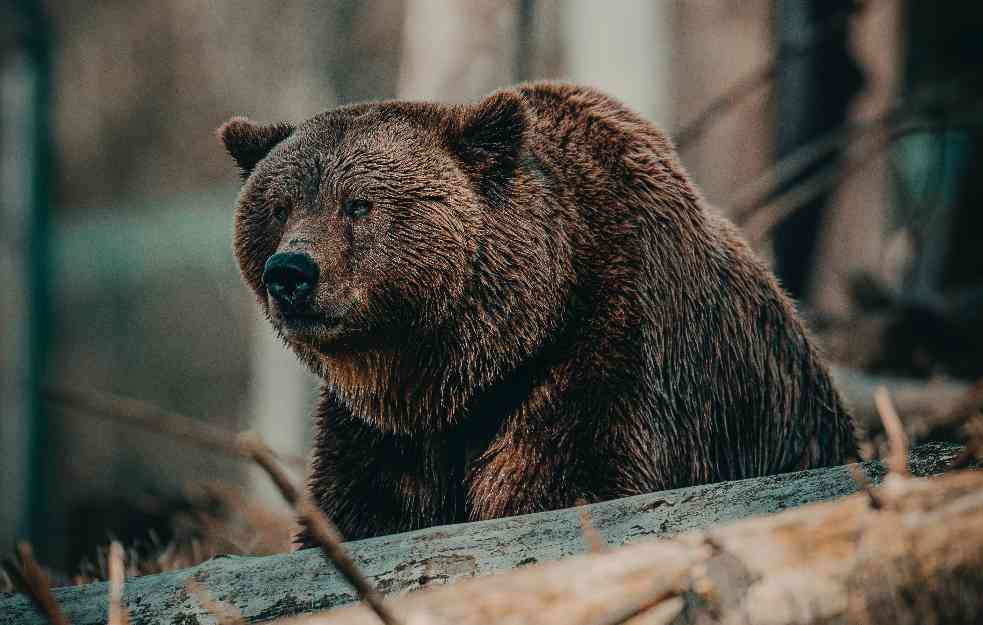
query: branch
2 543 72 625
874 387 910 477
672 0 871 150
46 385 308 471
237 433 402 625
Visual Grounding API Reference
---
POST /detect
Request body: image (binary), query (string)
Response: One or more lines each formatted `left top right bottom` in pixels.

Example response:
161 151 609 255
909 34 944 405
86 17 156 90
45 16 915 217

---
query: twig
576 499 605 553
730 114 888 224
236 432 403 625
108 541 128 625
739 125 895 246
875 386 910 477
185 579 245 625
673 0 870 150
3 543 72 625
728 75 983 243
847 463 883 510
737 118 983 247
728 15 978 223
45 385 307 471
673 62 779 151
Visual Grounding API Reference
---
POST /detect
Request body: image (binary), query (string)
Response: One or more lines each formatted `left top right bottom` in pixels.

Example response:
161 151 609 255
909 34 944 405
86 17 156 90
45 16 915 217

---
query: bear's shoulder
514 81 675 160
515 81 649 127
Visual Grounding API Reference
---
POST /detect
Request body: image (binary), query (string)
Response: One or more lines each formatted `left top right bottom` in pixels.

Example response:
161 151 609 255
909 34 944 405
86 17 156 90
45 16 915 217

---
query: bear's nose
262 252 319 312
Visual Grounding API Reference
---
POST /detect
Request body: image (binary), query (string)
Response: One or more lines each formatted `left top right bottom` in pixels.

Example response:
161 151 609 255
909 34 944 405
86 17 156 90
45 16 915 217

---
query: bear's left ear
216 117 295 180
446 91 528 192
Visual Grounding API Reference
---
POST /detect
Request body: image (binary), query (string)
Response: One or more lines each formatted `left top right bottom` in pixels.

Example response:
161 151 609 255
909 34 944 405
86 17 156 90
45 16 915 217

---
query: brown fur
218 82 857 542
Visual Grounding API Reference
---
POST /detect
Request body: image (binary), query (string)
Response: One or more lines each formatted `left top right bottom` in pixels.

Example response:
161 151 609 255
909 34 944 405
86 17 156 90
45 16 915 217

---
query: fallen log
288 466 983 625
830 364 972 438
0 443 965 625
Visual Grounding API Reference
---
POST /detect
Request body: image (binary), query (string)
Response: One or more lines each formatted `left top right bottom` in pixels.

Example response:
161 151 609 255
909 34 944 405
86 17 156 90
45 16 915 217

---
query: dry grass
71 480 297 585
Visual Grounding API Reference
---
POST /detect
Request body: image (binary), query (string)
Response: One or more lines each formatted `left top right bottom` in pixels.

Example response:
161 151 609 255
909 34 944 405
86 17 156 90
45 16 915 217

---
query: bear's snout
262 252 319 314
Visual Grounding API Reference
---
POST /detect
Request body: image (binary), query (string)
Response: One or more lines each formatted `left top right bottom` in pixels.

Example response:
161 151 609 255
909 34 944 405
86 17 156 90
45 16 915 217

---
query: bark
0 444 965 625
286 466 983 625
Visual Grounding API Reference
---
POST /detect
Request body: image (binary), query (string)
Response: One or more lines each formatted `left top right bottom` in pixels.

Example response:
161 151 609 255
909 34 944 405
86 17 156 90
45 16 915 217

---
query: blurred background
2 0 982 574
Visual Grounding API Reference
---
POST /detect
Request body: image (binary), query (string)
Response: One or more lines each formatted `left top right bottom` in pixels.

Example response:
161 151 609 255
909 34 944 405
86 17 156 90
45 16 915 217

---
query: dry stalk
4 543 72 625
108 541 128 625
185 578 246 625
236 432 402 625
875 386 910 477
576 499 606 554
847 463 883 510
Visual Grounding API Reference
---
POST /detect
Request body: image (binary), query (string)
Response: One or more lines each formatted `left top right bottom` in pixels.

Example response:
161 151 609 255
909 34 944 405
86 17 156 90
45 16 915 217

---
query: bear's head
218 92 530 376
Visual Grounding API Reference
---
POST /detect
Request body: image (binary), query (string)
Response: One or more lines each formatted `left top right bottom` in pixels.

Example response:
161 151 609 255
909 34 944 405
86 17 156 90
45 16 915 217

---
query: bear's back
511 81 857 484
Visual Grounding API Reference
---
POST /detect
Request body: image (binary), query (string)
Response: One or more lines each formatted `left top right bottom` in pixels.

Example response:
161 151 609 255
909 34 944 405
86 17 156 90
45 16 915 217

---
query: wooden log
286 466 983 625
0 443 965 625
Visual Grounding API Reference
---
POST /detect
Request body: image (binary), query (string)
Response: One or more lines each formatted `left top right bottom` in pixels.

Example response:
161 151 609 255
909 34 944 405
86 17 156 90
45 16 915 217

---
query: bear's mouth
280 312 342 330
270 296 359 346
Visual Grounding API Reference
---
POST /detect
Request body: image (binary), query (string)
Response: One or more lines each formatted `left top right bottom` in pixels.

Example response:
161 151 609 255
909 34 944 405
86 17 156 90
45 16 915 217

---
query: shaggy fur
219 82 857 542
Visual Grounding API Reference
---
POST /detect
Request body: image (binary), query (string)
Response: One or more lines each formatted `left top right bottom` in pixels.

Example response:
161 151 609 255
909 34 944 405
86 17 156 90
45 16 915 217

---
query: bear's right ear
445 91 528 196
216 117 295 179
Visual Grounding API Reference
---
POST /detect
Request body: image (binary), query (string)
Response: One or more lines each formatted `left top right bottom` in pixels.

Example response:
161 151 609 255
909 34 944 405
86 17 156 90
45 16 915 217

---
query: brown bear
218 82 857 543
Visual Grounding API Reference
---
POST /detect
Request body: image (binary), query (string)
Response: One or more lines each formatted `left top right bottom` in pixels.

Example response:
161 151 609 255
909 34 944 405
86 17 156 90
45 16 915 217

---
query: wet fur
219 82 857 542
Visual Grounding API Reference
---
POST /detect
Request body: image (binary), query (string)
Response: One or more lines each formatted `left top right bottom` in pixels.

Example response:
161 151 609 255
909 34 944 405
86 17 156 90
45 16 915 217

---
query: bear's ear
216 117 295 179
446 91 528 193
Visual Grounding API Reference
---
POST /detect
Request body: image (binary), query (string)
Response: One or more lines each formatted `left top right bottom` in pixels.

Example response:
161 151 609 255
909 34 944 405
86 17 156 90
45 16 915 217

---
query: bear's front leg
465 382 667 522
465 425 642 521
465 433 588 521
301 391 465 544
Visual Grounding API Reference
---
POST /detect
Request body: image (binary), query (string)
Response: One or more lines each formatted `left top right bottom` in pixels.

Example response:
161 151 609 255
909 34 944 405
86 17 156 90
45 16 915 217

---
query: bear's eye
273 204 288 225
343 199 372 219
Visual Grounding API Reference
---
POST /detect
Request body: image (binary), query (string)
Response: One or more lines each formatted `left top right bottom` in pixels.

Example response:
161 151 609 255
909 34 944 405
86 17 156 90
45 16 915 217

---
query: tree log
0 443 966 625
830 365 973 437
287 466 983 625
